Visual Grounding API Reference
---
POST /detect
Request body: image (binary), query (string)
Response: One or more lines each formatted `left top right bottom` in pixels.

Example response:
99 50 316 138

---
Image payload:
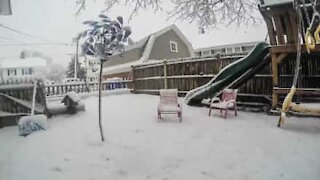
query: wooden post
271 52 288 109
271 53 279 109
130 66 135 92
163 60 168 89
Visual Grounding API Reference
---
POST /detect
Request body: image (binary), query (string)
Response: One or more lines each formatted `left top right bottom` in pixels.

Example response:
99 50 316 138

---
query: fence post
164 59 168 89
131 66 136 93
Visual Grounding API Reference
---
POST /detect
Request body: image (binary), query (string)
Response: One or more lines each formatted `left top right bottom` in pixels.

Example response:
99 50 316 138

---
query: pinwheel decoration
80 15 132 142
81 15 132 60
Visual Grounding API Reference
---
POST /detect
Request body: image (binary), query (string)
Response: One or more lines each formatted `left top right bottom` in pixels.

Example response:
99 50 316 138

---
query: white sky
0 0 267 67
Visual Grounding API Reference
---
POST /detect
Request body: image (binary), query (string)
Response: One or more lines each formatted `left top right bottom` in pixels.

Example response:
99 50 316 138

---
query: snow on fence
45 80 132 96
131 54 320 103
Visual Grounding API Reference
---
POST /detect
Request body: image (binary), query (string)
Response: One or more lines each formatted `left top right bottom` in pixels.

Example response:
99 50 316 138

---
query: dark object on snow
46 92 85 117
61 92 84 114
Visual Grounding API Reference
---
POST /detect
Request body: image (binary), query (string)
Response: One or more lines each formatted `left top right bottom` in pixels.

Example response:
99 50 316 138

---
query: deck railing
45 80 133 96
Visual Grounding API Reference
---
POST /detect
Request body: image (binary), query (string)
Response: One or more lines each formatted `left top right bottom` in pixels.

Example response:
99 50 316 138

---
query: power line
0 35 14 41
0 24 72 46
0 43 75 46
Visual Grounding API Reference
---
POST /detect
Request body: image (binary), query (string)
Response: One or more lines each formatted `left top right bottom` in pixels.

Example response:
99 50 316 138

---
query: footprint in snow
50 166 63 173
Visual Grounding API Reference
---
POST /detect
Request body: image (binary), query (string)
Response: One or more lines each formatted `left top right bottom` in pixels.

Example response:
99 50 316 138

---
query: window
201 50 211 57
242 46 254 53
235 47 241 53
22 68 32 75
226 48 233 54
170 41 178 53
8 69 17 76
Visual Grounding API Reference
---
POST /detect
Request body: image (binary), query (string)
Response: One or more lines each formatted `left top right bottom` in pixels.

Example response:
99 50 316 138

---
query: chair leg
220 109 222 114
178 112 182 122
208 108 212 116
234 105 237 116
158 111 161 122
224 109 228 119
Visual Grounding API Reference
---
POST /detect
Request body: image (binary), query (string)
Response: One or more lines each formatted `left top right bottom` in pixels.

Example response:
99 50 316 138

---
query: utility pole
74 37 79 79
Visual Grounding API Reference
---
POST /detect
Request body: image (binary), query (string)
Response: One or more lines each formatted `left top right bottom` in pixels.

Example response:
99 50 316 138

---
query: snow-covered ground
1 93 320 180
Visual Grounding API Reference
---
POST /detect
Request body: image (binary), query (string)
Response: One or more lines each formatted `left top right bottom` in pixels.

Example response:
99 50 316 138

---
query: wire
0 24 72 46
0 36 14 41
0 43 75 46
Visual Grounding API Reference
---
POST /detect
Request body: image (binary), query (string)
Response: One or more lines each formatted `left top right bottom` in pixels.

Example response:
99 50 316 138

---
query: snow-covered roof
0 57 47 69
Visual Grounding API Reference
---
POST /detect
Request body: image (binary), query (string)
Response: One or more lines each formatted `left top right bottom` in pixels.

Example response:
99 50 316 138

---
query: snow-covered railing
45 80 132 96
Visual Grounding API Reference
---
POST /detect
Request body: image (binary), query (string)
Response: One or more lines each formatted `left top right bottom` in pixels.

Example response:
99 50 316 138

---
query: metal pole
75 38 79 79
98 61 105 141
31 81 37 115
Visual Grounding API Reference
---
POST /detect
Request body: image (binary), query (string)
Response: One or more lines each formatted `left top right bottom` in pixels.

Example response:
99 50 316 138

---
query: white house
84 56 100 82
0 57 47 83
194 41 261 57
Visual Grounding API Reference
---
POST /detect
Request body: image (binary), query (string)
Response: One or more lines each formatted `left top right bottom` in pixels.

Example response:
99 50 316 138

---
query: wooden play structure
259 0 320 126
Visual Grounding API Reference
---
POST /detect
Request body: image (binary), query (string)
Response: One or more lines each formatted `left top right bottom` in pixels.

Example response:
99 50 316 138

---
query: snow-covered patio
1 93 320 180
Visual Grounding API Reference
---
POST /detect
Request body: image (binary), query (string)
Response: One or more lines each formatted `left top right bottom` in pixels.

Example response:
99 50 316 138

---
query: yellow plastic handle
314 25 320 43
305 29 316 53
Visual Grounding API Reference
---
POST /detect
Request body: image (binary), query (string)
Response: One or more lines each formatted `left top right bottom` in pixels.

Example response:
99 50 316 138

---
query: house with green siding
101 24 194 79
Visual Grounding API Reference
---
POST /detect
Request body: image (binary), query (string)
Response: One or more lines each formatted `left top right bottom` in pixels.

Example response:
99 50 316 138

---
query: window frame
169 41 178 53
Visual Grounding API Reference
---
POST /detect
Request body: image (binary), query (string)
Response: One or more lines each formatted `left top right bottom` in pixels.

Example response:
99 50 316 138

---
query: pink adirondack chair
208 89 238 119
158 89 182 122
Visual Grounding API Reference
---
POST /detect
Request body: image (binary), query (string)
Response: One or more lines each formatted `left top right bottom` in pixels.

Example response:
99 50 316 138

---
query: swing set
259 0 320 127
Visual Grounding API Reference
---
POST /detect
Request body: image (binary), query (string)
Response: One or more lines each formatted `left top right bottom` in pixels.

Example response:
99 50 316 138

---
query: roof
195 41 262 52
0 57 47 69
102 24 194 76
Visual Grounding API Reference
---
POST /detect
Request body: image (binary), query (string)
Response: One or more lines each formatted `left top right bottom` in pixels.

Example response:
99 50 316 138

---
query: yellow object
314 25 320 43
291 103 320 115
305 29 316 53
278 85 296 126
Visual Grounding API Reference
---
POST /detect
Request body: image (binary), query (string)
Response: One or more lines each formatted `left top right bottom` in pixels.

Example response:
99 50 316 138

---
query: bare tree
76 0 259 29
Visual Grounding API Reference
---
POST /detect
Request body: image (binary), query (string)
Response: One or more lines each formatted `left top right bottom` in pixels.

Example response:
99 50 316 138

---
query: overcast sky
0 0 267 67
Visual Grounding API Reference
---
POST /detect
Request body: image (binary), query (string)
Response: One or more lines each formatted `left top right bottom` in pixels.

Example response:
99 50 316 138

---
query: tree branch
77 0 260 29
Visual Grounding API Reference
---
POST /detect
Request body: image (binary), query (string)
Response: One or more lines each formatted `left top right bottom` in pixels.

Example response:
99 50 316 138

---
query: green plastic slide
185 42 270 105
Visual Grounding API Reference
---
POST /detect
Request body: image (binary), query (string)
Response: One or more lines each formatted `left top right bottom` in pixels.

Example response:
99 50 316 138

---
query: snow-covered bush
18 115 47 136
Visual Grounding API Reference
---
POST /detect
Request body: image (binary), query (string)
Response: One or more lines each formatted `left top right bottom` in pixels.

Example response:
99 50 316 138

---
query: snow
0 57 47 68
1 93 320 180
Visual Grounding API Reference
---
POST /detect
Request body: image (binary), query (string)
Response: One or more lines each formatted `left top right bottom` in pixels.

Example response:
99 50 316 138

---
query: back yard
1 93 320 180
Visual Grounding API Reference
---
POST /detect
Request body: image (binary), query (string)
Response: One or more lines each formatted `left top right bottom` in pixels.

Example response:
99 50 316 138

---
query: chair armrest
226 99 236 105
210 97 220 103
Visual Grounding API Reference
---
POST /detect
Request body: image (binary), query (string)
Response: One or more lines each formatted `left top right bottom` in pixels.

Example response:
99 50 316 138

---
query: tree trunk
98 61 105 142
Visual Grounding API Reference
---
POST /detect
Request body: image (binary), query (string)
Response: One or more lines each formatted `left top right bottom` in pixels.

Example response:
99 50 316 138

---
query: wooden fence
131 54 320 102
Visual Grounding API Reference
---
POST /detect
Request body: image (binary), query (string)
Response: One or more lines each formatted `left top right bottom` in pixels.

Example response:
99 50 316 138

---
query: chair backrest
159 89 178 104
221 89 238 102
